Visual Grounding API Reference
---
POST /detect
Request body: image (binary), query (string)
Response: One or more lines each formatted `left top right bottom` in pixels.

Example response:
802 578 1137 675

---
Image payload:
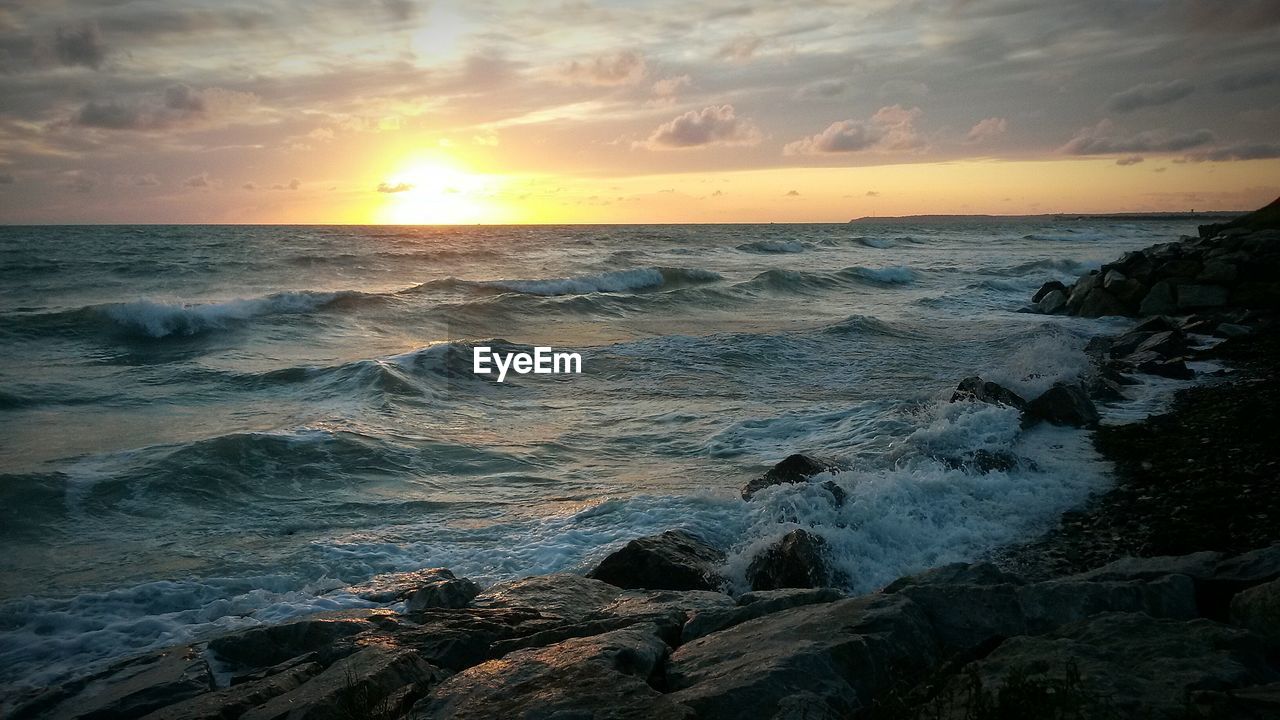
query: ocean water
0 220 1198 697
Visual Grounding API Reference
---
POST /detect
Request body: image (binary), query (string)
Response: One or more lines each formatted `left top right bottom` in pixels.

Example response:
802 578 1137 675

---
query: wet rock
404 568 481 612
1025 382 1099 428
380 607 559 671
239 646 446 720
1065 271 1101 313
883 562 1025 592
1078 287 1131 317
939 613 1278 717
141 661 323 720
1070 551 1223 583
1216 322 1253 338
1034 288 1067 314
1139 279 1178 316
681 588 845 643
1124 352 1195 379
587 530 726 592
208 613 377 673
1131 329 1187 358
594 589 736 623
666 594 939 720
1198 260 1239 285
11 645 215 720
1231 578 1280 646
472 573 624 623
1032 280 1068 304
414 623 693 720
949 376 1027 410
741 453 837 500
1178 283 1230 309
745 529 841 591
1131 315 1178 334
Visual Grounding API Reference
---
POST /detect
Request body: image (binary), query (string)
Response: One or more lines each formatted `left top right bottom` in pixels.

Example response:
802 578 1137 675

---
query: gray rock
10 645 215 720
208 613 377 673
594 589 736 623
240 646 446 720
949 376 1027 410
1138 279 1177 316
141 661 323 720
1070 551 1223 583
1065 271 1101 313
1123 351 1195 379
414 623 694 720
472 573 623 623
746 529 842 591
1215 322 1253 338
380 607 560 671
1025 382 1099 428
882 562 1025 592
404 569 481 612
1231 578 1280 646
666 594 939 720
939 613 1278 717
1198 260 1239 285
1034 288 1068 314
587 530 726 592
1130 329 1187 358
681 588 846 643
1032 280 1068 304
741 453 837 500
1177 283 1230 309
1077 287 1130 317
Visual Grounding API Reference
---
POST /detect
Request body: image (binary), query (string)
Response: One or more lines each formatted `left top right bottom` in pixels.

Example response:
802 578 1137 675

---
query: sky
0 0 1278 224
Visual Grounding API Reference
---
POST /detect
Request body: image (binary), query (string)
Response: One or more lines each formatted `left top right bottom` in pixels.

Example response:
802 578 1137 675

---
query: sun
375 155 509 225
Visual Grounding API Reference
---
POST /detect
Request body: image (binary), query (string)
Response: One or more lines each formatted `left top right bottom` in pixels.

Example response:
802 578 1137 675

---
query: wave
736 239 808 254
986 257 1093 276
1023 230 1110 243
407 266 722 297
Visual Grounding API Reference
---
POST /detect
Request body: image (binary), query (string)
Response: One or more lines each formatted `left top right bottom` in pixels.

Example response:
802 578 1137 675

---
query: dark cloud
1183 143 1280 162
560 51 647 86
380 0 419 23
641 105 761 149
717 34 762 62
54 23 107 69
785 106 925 155
0 173 14 184
1116 155 1144 166
72 85 253 131
271 178 301 190
164 85 206 112
1104 79 1194 113
377 181 413 193
785 189 800 196
866 190 880 197
1216 70 1280 93
1060 120 1214 154
183 173 211 188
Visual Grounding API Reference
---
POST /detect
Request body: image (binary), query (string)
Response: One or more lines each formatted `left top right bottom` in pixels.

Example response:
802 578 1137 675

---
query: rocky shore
11 201 1280 719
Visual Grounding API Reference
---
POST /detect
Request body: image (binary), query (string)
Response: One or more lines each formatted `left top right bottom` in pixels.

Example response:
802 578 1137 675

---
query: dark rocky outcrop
403 568 481 611
586 530 726 592
1024 382 1099 428
949 376 1027 410
744 529 842 591
1199 196 1280 237
1231 578 1280 646
740 453 837 500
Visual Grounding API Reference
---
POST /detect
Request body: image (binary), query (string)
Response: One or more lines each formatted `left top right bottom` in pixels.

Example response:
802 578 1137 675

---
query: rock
1070 551 1223 583
1234 281 1280 309
1177 283 1229 309
240 646 446 720
741 453 836 500
385 607 560 671
587 530 726 592
666 594 940 719
1213 544 1280 589
414 623 694 720
208 613 377 672
472 573 623 623
1108 277 1148 306
1138 280 1177 316
819 479 848 507
404 569 481 612
939 613 1278 717
1130 329 1187 358
1231 578 1280 646
10 645 215 720
1065 271 1101 313
1131 315 1178 334
1077 287 1131 317
1032 280 1068 304
1198 260 1239 285
882 562 1025 592
1024 383 1099 428
594 589 736 624
745 529 841 591
140 661 323 720
1216 322 1253 338
949 376 1027 410
1124 352 1195 379
1199 196 1280 237
1034 288 1068 314
681 588 846 643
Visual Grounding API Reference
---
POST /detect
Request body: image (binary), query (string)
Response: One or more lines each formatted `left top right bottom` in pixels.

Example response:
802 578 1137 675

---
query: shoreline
10 206 1280 719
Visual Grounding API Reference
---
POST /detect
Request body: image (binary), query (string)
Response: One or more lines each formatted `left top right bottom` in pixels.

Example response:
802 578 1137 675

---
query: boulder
472 573 623 624
937 613 1278 717
10 645 215 720
745 529 842 591
1215 322 1253 338
1199 196 1280 237
1032 280 1068 304
593 589 736 624
239 646 445 720
1231 578 1280 646
208 613 378 672
1024 383 1099 428
404 568 481 612
1034 288 1068 314
1138 280 1177 316
1124 351 1195 379
1065 271 1101 313
140 661 323 720
1177 284 1230 309
1077 287 1131 317
587 530 726 592
383 607 560 671
681 588 846 643
414 623 694 720
741 453 836 500
1130 329 1187 358
1070 551 1223 583
949 376 1027 410
1198 260 1239 285
666 594 940 720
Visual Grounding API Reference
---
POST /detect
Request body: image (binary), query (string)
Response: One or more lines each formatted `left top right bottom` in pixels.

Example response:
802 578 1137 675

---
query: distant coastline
850 211 1244 224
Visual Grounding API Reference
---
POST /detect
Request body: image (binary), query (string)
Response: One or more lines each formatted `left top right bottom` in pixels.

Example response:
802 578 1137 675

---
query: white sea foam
102 291 364 337
484 267 722 296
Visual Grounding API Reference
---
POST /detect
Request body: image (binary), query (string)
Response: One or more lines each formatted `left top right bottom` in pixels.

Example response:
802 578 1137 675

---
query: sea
0 219 1206 699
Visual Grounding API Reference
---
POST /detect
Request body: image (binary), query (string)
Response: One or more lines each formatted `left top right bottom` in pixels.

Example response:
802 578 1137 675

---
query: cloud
271 178 301 190
73 85 255 131
1182 143 1280 162
560 51 647 86
785 189 800 196
965 117 1007 143
866 190 880 197
54 23 107 69
640 104 762 149
377 181 413 193
797 79 850 99
651 75 691 98
1059 120 1214 155
59 170 98 193
0 173 14 184
242 182 257 191
183 173 212 188
1116 155 1144 166
784 105 925 155
1216 70 1280 92
1105 79 1194 113
717 34 762 62
132 173 161 186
